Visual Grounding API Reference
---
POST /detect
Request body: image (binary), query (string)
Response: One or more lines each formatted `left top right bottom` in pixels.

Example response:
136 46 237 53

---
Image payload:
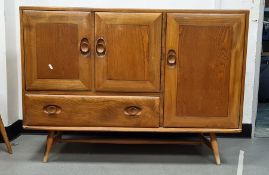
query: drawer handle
43 105 61 115
124 106 142 116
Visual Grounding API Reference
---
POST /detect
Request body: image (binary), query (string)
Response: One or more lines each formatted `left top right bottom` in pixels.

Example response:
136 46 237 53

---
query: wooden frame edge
238 10 249 130
23 125 242 133
19 6 249 14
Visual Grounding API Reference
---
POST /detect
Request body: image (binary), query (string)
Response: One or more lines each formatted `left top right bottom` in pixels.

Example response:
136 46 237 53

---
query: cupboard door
95 12 162 92
164 13 246 128
23 11 93 90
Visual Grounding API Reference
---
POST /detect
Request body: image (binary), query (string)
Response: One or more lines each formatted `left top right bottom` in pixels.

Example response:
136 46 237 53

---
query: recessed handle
167 49 177 67
96 37 106 57
80 38 90 56
43 105 61 115
124 106 142 116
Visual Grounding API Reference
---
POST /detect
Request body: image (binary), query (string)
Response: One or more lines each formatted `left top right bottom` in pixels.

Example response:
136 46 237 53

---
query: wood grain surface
24 94 160 127
164 13 246 128
20 8 249 132
23 10 93 90
95 12 162 92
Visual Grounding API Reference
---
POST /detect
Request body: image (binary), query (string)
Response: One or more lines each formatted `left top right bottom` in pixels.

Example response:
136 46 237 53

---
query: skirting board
0 120 252 143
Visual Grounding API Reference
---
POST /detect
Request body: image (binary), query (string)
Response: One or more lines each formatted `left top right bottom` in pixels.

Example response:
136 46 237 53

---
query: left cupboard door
22 11 93 90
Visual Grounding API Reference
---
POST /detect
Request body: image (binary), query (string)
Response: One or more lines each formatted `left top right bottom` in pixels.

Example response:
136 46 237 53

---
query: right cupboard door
164 13 246 128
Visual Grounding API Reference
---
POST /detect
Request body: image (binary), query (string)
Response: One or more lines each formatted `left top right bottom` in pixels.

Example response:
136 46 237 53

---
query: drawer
24 94 160 127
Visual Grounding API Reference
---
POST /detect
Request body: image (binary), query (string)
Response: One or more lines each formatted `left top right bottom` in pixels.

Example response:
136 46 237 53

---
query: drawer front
24 94 160 127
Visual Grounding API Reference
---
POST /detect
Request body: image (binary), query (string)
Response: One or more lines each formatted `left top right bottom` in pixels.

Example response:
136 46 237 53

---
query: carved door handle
80 38 90 56
96 37 106 57
43 105 61 115
167 49 177 67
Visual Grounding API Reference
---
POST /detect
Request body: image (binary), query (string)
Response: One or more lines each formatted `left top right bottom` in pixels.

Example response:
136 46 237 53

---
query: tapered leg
43 131 55 163
210 133 221 165
0 116 12 154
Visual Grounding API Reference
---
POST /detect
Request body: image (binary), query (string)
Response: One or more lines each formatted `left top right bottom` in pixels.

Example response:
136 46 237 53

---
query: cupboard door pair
164 13 246 128
23 11 162 92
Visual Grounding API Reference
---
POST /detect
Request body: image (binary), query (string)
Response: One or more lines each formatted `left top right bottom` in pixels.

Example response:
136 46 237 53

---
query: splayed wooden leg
43 131 55 163
210 133 221 165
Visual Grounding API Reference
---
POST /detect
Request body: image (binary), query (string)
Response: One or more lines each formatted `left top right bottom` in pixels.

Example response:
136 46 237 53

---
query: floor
0 135 268 175
255 103 269 137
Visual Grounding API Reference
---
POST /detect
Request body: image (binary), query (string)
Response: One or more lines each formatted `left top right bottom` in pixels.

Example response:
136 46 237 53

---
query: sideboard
20 6 249 164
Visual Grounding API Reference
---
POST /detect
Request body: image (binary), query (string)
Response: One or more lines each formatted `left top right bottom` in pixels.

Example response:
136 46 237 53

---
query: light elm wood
25 91 161 96
159 13 167 127
20 7 249 164
210 133 221 165
56 138 204 145
23 10 93 90
43 131 55 162
20 9 28 132
95 12 162 92
19 6 249 14
23 125 242 133
200 133 221 165
24 94 160 128
164 13 246 128
238 11 249 130
0 115 12 154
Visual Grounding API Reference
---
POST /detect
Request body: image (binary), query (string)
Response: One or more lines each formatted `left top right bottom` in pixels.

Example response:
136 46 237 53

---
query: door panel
95 12 162 92
36 23 79 79
23 11 93 90
164 13 246 128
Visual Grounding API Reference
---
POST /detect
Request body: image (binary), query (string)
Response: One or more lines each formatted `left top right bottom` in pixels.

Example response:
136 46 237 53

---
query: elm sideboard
20 7 249 164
